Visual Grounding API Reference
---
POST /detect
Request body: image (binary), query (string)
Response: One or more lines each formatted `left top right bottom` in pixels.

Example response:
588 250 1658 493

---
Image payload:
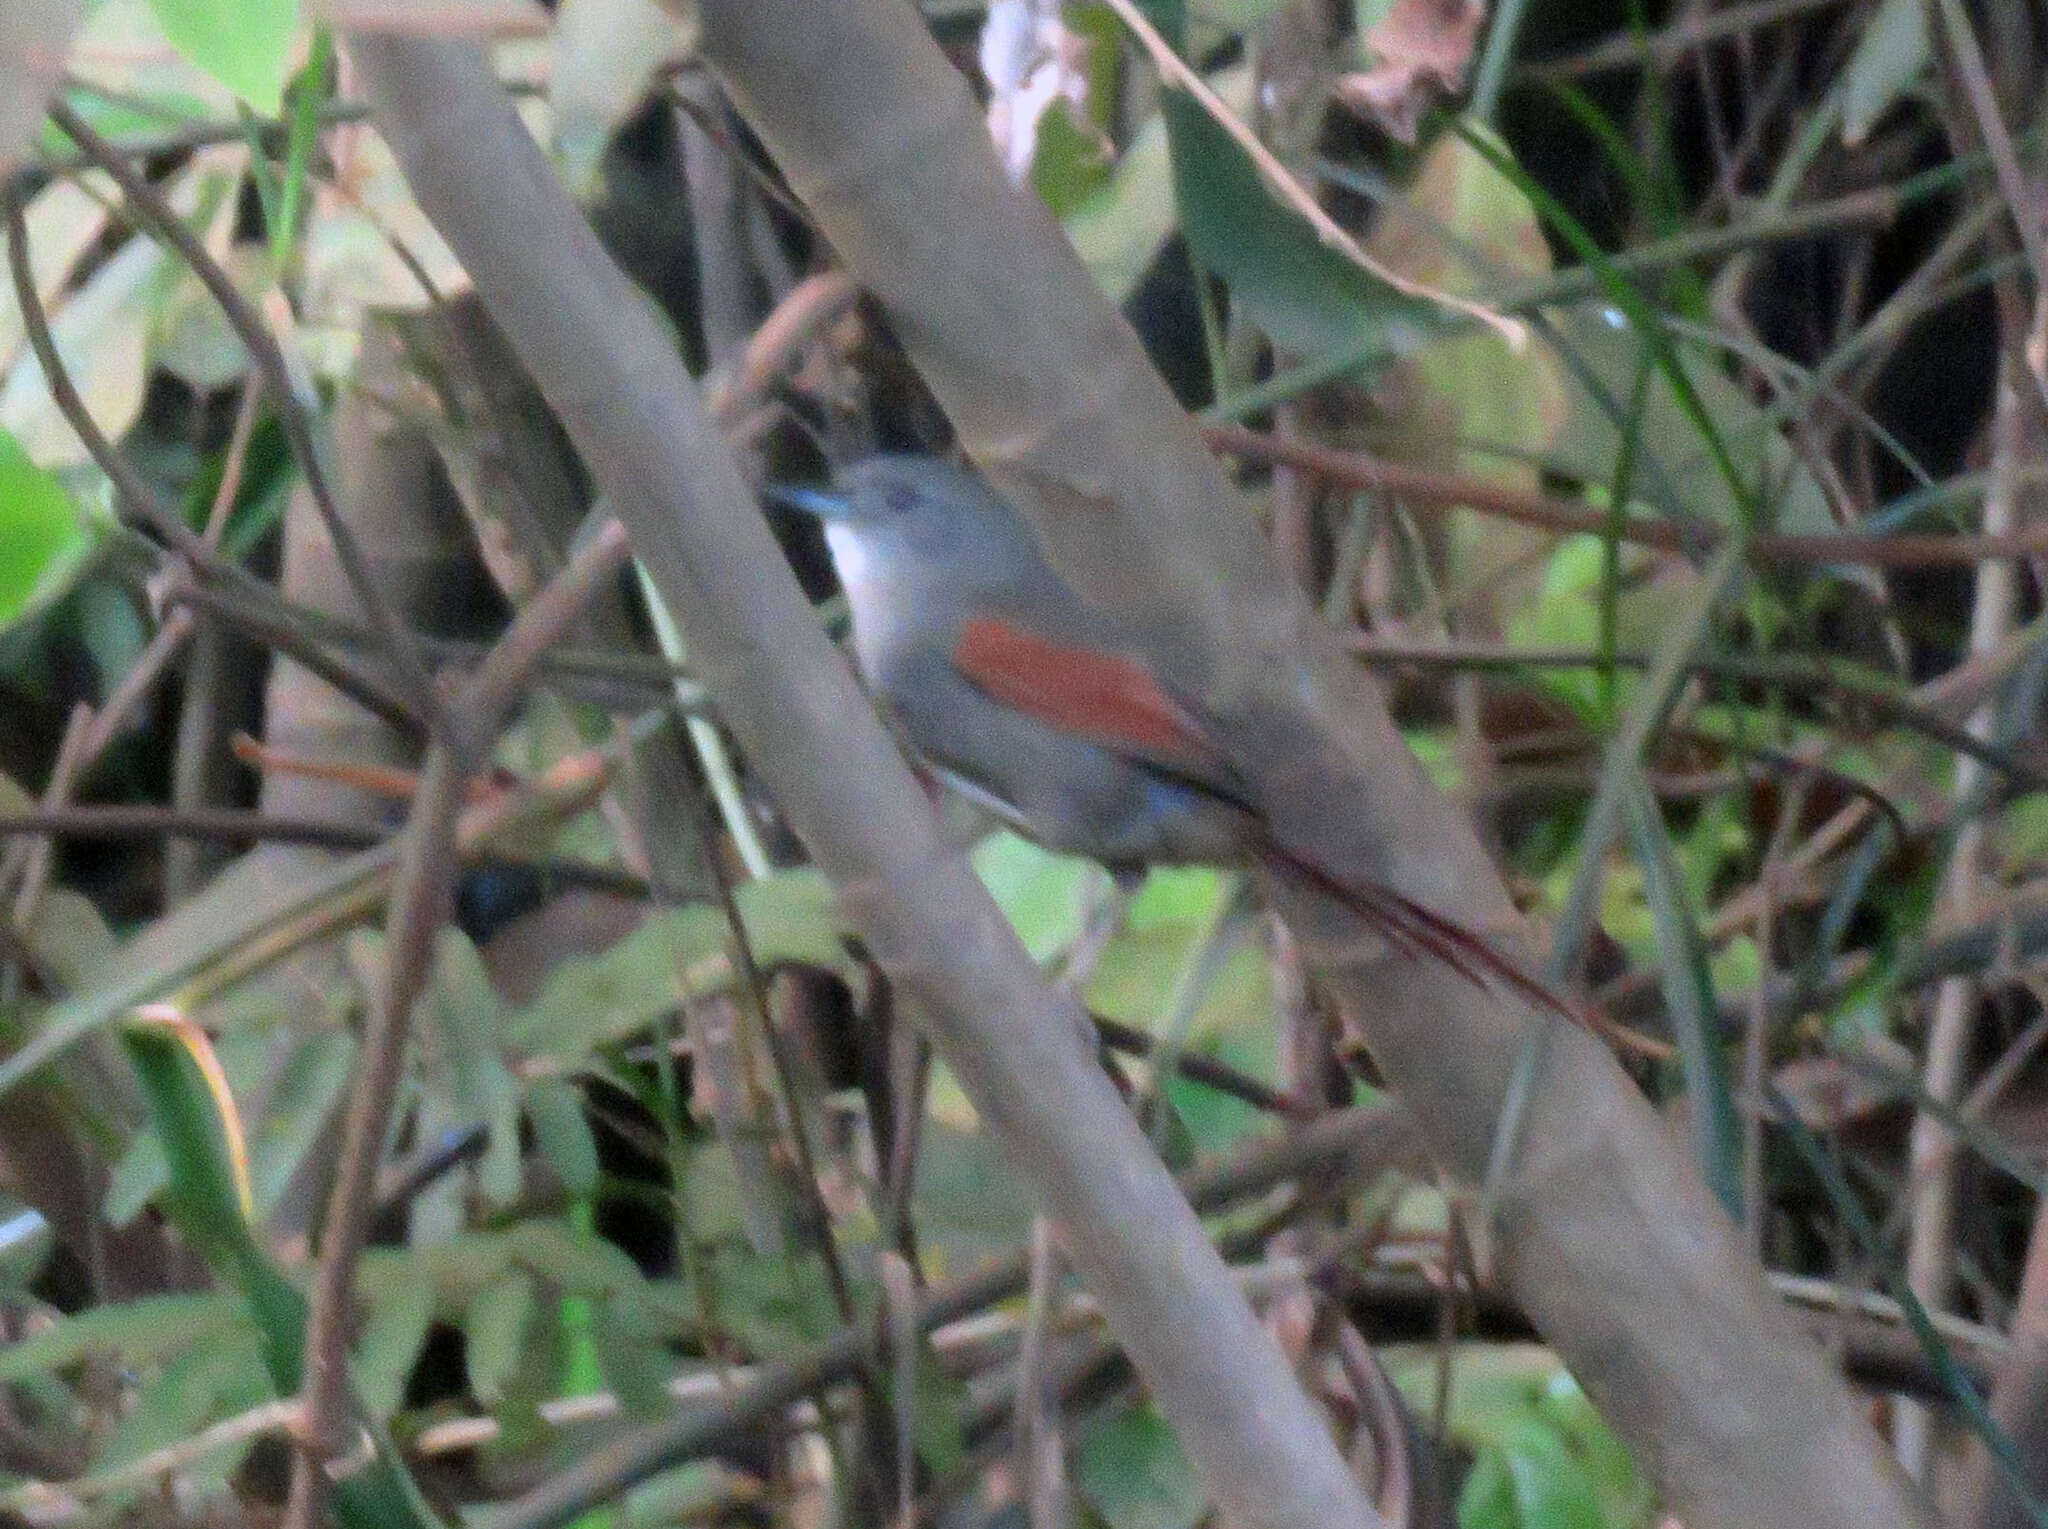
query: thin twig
1927 0 2048 394
706 271 858 427
3 1399 303 1518
168 373 268 897
7 183 425 748
1344 633 2048 791
1896 350 2027 1476
3 186 215 568
3 707 92 937
1525 0 1852 80
1097 0 1525 348
159 573 428 737
464 519 632 726
283 745 466 1529
284 520 652 1529
45 98 450 737
480 1100 1414 1529
1208 424 2048 567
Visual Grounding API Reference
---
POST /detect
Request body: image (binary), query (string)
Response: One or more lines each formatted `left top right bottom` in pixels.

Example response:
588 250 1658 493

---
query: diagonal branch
346 33 1394 1529
686 4 1933 1526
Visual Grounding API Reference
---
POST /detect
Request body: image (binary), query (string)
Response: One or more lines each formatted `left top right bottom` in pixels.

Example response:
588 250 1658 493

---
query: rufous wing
952 616 1227 780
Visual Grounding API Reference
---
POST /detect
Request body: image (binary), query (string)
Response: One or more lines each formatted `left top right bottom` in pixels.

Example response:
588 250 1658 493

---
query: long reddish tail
1253 838 1584 1023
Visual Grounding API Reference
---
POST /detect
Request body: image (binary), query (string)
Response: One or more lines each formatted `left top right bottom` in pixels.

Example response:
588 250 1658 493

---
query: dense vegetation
0 2 2042 1526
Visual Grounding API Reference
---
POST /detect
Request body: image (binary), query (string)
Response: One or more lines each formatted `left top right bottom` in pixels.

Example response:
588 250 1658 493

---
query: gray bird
776 455 1561 1008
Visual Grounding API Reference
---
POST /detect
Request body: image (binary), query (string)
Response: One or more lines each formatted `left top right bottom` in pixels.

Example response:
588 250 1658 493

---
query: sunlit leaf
0 173 121 368
1842 0 1928 147
552 0 696 195
0 235 165 468
1065 110 1175 304
973 831 1098 962
0 429 95 630
146 0 300 112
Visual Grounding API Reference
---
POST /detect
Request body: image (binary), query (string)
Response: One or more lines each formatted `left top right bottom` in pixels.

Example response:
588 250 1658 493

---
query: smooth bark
349 35 1389 1529
689 3 1930 1525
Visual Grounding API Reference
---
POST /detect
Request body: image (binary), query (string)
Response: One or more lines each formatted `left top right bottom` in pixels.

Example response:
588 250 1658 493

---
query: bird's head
769 454 996 530
769 455 1044 598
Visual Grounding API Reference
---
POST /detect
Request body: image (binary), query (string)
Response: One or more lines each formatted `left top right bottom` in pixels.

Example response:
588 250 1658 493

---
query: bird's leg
1055 865 1139 998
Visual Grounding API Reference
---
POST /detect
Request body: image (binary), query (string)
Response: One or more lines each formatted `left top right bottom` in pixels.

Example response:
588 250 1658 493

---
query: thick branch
688 4 1930 1525
347 35 1389 1529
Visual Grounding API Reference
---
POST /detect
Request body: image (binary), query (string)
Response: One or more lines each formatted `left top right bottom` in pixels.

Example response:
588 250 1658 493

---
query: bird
772 454 1565 1013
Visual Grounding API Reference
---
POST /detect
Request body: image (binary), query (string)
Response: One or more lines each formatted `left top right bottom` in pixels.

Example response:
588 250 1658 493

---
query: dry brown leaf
1336 0 1484 142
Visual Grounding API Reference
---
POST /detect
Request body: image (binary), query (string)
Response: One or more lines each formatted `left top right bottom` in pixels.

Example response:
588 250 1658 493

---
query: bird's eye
885 485 918 515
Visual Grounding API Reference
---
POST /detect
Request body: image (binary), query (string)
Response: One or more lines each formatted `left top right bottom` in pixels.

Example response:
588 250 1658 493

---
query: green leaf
16 885 117 992
590 1287 674 1418
1461 1420 1610 1529
1842 0 1929 147
906 1344 970 1477
465 1268 536 1405
146 0 299 112
119 1022 272 1306
973 831 1098 962
527 1075 600 1197
1032 99 1115 218
1162 83 1433 361
505 870 841 1061
1077 1403 1207 1529
504 1219 653 1299
1619 772 1742 1220
1536 1371 1654 1526
1192 0 1292 23
247 1027 355 1217
0 1291 244 1384
710 1245 845 1358
1383 1344 1649 1527
426 928 521 1202
1065 111 1176 304
0 427 94 631
93 1326 270 1480
353 1264 434 1421
119 1020 447 1529
0 842 395 1103
1543 304 1826 535
903 1119 1040 1258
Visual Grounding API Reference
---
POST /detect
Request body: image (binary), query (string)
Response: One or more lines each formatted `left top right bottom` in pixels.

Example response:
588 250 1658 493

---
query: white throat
824 522 897 676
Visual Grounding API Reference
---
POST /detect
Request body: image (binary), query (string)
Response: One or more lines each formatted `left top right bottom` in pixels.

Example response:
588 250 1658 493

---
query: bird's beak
763 483 852 522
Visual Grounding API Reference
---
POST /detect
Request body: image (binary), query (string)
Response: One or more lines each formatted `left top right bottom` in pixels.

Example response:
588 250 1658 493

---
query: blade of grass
121 1017 444 1529
1767 1086 2048 1526
1620 771 1744 1217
